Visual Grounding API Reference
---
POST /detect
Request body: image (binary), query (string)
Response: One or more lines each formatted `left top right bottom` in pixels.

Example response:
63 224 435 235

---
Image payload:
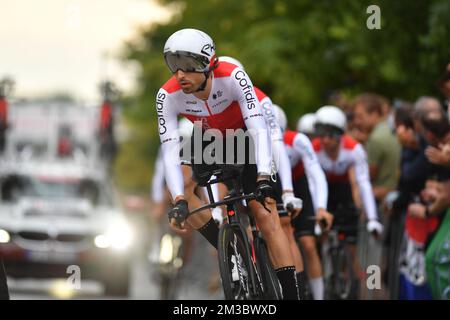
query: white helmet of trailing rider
315 105 347 133
164 28 218 74
297 113 317 135
218 56 244 70
272 104 288 132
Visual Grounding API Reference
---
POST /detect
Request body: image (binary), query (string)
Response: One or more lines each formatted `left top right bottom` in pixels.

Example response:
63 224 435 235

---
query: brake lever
286 203 294 213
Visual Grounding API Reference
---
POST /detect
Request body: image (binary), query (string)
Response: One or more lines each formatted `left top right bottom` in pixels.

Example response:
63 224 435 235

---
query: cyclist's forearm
358 177 378 221
354 146 378 220
296 133 328 212
248 125 272 176
161 141 184 201
273 139 294 191
151 149 166 203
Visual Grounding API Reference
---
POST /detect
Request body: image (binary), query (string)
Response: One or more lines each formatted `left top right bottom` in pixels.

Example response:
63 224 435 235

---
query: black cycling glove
255 179 274 200
168 199 189 225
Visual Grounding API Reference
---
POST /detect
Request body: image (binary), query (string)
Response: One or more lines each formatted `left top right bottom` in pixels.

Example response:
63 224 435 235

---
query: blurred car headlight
94 220 133 251
49 280 76 299
0 229 11 243
94 234 110 249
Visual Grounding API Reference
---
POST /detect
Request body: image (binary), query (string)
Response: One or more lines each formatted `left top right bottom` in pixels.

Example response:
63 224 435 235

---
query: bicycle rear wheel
218 224 257 300
328 245 356 300
254 236 282 300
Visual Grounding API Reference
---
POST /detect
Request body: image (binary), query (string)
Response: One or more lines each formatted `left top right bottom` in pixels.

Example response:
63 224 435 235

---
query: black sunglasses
314 124 344 138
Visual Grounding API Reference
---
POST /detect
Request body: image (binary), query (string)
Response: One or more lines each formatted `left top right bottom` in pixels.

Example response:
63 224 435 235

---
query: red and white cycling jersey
284 130 328 212
156 61 272 198
311 135 378 221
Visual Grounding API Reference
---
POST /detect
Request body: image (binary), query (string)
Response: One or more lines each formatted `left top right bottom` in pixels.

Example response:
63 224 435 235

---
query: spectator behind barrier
352 93 401 203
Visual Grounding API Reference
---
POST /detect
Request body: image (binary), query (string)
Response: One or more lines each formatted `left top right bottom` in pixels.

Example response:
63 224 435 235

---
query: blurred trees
115 0 450 191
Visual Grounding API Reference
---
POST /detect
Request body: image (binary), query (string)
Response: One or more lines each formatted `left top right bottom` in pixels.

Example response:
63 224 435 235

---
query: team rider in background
283 110 332 300
312 106 383 296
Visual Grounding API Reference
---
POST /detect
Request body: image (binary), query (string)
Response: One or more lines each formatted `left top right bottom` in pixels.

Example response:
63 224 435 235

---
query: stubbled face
174 70 206 94
353 104 379 133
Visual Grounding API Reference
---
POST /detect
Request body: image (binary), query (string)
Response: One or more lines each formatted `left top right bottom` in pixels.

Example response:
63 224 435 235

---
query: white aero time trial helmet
164 28 218 74
218 56 244 70
315 105 347 137
297 113 316 134
272 104 288 132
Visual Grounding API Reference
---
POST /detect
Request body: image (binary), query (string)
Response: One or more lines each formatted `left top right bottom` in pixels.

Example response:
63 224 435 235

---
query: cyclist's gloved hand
281 192 302 218
316 208 333 231
255 179 274 200
367 219 383 237
168 199 189 227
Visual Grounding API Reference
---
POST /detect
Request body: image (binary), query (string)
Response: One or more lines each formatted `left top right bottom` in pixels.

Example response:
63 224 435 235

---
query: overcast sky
0 0 172 102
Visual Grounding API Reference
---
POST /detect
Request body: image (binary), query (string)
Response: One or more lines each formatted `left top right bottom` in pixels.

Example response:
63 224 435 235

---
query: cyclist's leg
343 207 361 280
340 204 361 299
299 236 324 299
292 175 325 300
281 217 304 271
182 164 219 249
280 215 306 299
275 174 305 278
249 199 298 299
243 166 298 299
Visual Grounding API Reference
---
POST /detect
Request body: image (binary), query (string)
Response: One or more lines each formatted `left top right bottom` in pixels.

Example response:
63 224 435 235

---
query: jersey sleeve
151 147 166 203
352 144 378 221
259 96 283 142
156 88 184 200
230 68 272 175
294 133 328 212
259 96 293 191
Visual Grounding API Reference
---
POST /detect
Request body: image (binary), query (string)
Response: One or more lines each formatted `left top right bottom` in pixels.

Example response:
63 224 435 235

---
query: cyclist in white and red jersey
282 111 332 300
215 56 306 297
156 29 299 299
312 106 383 286
219 56 303 216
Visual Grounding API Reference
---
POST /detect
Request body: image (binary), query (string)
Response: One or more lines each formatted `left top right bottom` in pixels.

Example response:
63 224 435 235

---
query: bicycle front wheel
327 245 356 300
218 224 256 300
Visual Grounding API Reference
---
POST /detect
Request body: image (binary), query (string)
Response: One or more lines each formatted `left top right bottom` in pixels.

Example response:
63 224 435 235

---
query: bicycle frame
188 166 273 299
324 224 359 300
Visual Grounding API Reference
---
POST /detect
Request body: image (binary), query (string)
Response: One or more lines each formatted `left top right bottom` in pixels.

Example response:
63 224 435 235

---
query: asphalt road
7 215 225 300
5 213 382 300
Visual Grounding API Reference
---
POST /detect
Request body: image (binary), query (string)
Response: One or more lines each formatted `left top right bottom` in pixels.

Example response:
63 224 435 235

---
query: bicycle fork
226 202 262 298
